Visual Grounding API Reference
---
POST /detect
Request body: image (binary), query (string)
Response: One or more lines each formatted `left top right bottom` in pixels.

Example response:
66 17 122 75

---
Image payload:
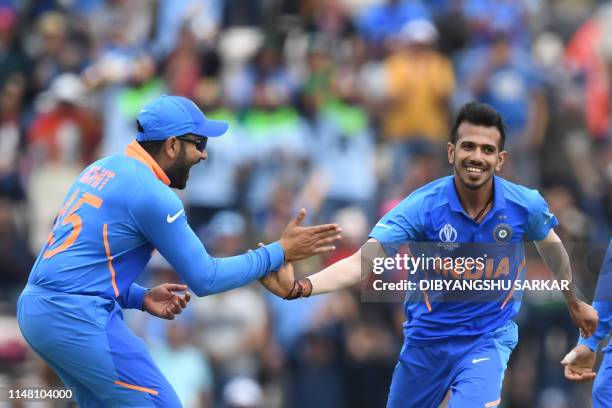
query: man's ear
164 137 181 160
496 150 507 171
447 142 455 164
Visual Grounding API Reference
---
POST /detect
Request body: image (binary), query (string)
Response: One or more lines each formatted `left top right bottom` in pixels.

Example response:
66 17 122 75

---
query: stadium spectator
186 80 249 230
0 73 26 201
0 6 29 90
380 19 455 185
356 0 431 48
467 31 548 185
302 67 376 222
29 11 73 93
565 3 612 141
26 73 101 252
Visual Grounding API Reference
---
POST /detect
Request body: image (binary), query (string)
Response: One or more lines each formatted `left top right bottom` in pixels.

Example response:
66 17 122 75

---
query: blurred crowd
1 0 612 407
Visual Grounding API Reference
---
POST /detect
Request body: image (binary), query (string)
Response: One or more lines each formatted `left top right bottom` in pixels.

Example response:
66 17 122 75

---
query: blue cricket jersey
25 140 284 309
579 240 612 352
369 175 558 342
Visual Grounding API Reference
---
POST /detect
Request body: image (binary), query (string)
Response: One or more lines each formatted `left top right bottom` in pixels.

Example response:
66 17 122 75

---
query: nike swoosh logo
166 209 184 223
472 358 490 364
375 223 391 229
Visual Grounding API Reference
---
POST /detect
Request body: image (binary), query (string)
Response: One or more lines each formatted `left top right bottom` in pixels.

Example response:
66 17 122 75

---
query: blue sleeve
128 183 285 297
117 283 148 310
578 242 612 351
368 193 425 255
525 190 558 241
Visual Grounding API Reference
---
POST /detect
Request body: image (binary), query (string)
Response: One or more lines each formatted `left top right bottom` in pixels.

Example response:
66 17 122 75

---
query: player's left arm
129 182 339 297
262 191 422 299
534 229 580 301
260 238 386 299
141 283 191 320
117 282 149 309
528 189 598 337
534 229 598 337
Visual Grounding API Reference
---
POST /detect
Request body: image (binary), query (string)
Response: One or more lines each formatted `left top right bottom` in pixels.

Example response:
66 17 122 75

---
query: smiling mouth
465 166 485 174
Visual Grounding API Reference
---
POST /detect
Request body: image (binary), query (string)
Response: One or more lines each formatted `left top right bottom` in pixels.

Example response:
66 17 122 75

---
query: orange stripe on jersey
114 380 159 395
422 290 432 312
125 140 171 185
500 257 526 310
422 269 432 312
485 397 501 407
405 244 432 312
103 224 120 297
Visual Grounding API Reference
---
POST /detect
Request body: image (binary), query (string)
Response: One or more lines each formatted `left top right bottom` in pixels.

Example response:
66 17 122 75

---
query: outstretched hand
143 283 191 320
561 345 596 382
279 208 342 262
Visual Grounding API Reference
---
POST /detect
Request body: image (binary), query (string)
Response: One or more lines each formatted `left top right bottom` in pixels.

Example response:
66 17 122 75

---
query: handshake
258 208 342 300
143 208 341 320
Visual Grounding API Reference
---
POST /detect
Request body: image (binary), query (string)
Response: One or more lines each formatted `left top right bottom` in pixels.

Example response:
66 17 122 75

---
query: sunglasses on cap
177 135 208 152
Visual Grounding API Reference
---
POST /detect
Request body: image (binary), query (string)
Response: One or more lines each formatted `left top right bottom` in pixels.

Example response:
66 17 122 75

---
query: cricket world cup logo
439 223 458 243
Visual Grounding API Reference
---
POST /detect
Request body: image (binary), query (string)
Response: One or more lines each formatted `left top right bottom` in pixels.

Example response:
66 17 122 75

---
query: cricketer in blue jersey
562 240 612 408
261 102 598 408
17 95 341 407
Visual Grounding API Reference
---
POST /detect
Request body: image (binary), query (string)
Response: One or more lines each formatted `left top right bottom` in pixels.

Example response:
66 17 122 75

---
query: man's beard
166 145 191 189
455 161 493 190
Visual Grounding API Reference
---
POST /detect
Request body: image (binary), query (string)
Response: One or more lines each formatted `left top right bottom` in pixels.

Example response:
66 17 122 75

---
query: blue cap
136 95 229 141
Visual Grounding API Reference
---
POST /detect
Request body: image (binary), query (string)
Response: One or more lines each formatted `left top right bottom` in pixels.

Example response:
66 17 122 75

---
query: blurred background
0 0 611 407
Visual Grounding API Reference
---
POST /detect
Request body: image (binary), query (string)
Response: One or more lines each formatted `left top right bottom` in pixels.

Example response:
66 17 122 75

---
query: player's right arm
263 194 423 298
262 238 390 299
129 183 340 297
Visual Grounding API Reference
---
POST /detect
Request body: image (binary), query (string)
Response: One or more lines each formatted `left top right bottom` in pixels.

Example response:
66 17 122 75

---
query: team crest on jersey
439 223 458 242
493 223 513 242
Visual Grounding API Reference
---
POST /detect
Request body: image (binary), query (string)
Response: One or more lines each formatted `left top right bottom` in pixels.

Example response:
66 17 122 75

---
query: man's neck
152 153 170 172
453 175 494 221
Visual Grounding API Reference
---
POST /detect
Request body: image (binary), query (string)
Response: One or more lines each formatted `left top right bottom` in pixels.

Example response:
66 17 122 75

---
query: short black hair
136 120 165 156
450 102 506 150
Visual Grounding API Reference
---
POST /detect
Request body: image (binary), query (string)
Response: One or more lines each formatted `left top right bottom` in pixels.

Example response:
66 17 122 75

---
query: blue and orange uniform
369 175 558 408
17 97 285 407
578 240 612 408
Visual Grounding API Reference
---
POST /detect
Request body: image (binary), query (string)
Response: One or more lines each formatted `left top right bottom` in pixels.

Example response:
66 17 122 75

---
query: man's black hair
136 120 165 156
450 102 506 150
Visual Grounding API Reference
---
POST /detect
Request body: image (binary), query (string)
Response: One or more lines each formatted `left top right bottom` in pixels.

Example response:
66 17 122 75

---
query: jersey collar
125 140 171 186
447 175 506 217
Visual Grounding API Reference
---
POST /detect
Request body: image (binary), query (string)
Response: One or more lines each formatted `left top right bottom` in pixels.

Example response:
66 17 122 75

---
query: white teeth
466 167 483 173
